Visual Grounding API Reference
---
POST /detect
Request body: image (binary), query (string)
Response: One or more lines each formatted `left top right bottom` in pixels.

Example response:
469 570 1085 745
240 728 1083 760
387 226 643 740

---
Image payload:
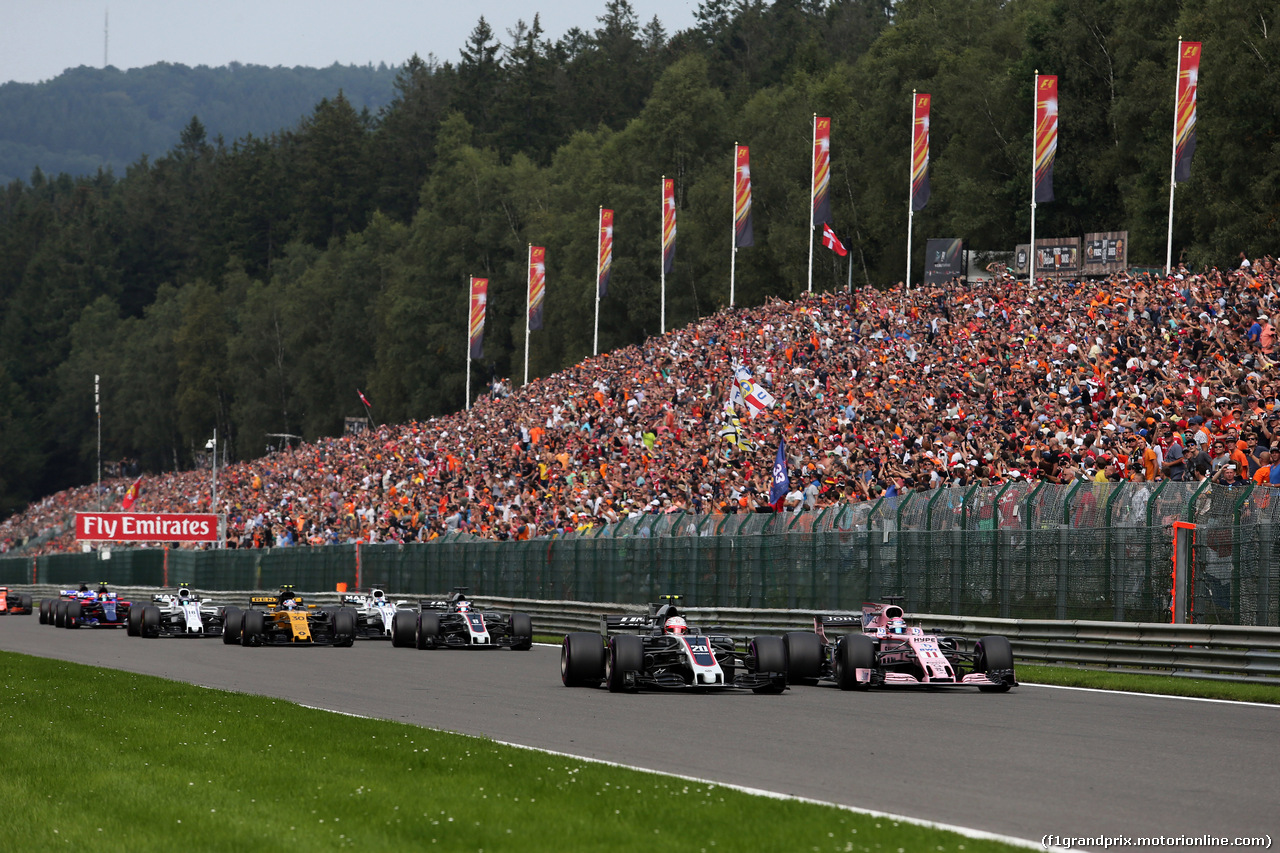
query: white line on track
1018 681 1280 708
286 697 1054 850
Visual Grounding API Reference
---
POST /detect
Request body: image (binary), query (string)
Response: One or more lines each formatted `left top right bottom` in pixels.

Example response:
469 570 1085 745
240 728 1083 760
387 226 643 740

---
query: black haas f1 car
780 599 1016 692
409 588 533 650
39 583 132 629
560 595 789 694
333 587 416 642
222 585 356 647
127 585 230 638
0 586 33 615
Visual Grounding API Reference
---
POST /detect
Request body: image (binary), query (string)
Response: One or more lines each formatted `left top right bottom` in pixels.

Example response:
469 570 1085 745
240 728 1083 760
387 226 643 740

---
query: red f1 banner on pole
812 116 832 226
527 247 546 331
597 208 614 298
77 512 218 542
468 277 488 359
910 95 930 212
1034 75 1059 203
734 144 753 248
1174 41 1201 182
661 179 676 276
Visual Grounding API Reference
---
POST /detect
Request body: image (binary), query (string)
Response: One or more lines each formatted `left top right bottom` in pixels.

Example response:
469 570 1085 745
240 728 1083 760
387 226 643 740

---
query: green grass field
0 651 1026 852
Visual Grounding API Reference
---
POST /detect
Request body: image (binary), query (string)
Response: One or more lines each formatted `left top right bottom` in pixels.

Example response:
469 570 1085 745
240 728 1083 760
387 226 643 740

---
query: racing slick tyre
509 612 533 651
416 613 441 650
64 601 83 629
333 610 357 647
975 635 1014 693
127 603 145 636
783 632 824 685
605 634 644 693
391 611 416 647
834 634 875 691
749 636 788 694
53 600 67 628
241 609 265 647
39 599 52 624
222 607 243 645
141 605 161 638
561 632 606 687
17 594 32 614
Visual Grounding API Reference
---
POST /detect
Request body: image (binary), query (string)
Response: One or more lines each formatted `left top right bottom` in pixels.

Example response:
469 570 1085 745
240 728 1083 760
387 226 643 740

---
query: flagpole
95 374 101 495
906 92 915 292
660 176 666 334
730 143 737 309
1030 71 1038 284
807 115 816 294
1165 38 1182 275
524 244 531 386
594 206 602 356
465 275 472 410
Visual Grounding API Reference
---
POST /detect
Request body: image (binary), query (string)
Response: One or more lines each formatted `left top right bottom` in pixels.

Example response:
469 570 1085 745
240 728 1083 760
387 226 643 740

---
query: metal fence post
1143 479 1170 618
991 482 1013 618
1023 481 1045 605
1230 484 1254 623
864 496 885 602
923 488 945 612
1104 483 1126 619
955 484 977 615
894 491 915 600
1059 481 1083 619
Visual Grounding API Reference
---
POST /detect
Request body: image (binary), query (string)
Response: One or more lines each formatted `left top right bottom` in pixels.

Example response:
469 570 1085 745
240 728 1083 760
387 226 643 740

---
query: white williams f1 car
561 595 788 693
127 585 231 638
334 588 416 643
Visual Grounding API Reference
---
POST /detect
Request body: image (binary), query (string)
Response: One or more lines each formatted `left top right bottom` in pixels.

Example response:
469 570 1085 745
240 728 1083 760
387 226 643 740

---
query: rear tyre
127 603 145 636
241 609 265 647
53 600 67 628
561 632 606 687
975 635 1014 693
835 634 875 691
416 613 441 650
18 594 32 614
391 611 415 647
222 607 243 645
509 612 533 651
141 605 161 638
783 631 824 685
39 599 51 624
332 610 356 647
605 634 644 693
749 636 787 694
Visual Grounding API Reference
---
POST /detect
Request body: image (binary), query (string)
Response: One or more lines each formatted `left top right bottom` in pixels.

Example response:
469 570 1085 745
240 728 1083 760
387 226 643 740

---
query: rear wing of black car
419 600 452 611
602 614 655 635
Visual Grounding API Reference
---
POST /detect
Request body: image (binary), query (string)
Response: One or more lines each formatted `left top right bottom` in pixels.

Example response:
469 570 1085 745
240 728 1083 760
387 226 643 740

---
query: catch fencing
2 481 1277 626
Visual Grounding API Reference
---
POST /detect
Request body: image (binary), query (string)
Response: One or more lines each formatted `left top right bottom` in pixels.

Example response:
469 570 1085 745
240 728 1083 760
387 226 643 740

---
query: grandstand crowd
3 254 1279 555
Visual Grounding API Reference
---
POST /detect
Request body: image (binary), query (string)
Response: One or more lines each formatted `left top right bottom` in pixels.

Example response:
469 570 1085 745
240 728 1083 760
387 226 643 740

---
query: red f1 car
0 587 33 615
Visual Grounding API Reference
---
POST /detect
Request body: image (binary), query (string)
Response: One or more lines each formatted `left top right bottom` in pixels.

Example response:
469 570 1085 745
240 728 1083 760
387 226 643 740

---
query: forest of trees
0 0 1276 517
0 61 399 183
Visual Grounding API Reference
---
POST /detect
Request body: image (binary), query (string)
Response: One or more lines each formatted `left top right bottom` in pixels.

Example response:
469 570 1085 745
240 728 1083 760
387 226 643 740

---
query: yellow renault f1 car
222 585 356 647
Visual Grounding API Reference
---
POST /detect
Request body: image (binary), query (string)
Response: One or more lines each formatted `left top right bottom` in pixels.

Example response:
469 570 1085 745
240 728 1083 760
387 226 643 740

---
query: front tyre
241 609 265 647
749 636 787 694
332 610 357 647
127 604 145 636
53 600 67 628
141 605 161 638
561 632 606 687
391 611 415 647
416 613 441 650
783 631 824 685
605 634 644 693
975 635 1015 692
65 601 82 629
39 599 52 624
222 607 243 645
509 612 533 651
835 634 875 691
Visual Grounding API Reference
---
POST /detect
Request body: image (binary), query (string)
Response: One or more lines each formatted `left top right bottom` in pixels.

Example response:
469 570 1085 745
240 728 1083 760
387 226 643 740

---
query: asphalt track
2 614 1277 848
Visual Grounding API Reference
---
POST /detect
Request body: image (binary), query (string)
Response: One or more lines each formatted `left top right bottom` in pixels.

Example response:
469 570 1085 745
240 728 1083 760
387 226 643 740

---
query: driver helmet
281 598 296 610
664 616 688 635
456 600 471 612
888 617 908 635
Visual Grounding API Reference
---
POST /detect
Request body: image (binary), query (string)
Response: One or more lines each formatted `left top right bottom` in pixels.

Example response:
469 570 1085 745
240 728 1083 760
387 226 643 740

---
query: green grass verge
1017 664 1280 704
0 651 1024 852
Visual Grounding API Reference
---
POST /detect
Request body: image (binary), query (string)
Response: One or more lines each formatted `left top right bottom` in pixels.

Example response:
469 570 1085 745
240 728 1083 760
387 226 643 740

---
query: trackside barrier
13 585 1280 684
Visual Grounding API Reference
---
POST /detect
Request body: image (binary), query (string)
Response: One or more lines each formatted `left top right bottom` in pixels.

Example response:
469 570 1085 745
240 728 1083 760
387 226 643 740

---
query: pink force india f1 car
778 599 1016 692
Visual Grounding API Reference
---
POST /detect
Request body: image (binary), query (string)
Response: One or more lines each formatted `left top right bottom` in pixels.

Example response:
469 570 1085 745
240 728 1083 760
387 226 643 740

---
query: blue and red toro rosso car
778 599 1016 692
39 583 133 629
